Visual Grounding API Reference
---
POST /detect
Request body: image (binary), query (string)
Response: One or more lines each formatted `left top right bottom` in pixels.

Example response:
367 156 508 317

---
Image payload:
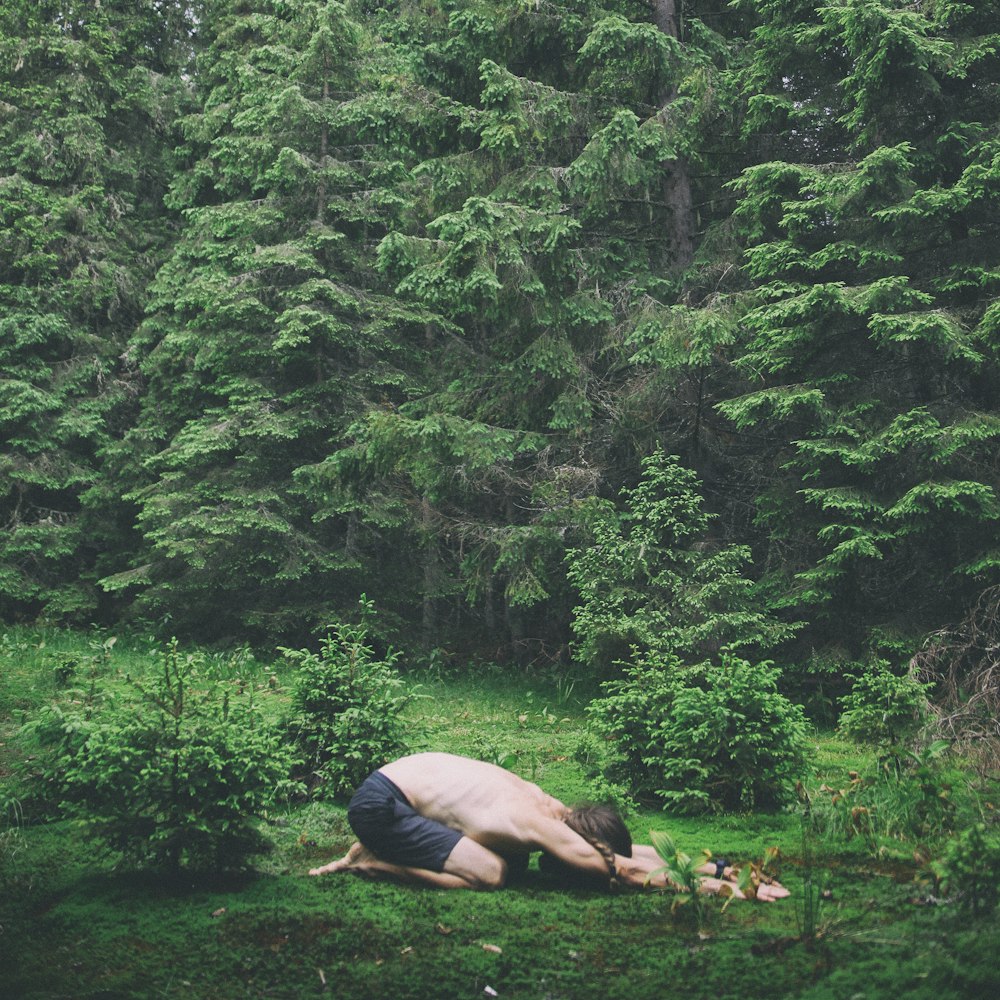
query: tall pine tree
318 0 746 659
103 1 429 640
0 0 189 620
717 0 1000 653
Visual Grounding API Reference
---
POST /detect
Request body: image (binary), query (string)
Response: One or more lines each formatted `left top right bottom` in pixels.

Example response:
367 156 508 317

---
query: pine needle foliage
0 0 190 621
715 0 1000 652
567 450 797 677
3 0 999 685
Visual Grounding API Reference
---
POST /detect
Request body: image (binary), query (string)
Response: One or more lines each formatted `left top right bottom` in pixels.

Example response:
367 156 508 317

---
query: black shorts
347 770 463 873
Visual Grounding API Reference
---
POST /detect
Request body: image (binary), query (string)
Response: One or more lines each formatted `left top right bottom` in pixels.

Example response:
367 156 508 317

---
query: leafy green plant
88 634 118 667
588 652 810 812
51 653 79 687
648 829 709 915
645 829 752 927
517 702 572 731
471 738 519 772
29 639 300 872
930 822 1000 917
282 597 415 799
413 647 457 683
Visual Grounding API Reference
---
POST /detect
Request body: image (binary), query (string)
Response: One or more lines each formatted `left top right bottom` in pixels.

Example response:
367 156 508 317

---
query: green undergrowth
2 628 999 999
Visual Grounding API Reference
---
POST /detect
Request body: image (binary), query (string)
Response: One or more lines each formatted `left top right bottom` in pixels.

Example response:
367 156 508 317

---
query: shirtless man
308 753 789 900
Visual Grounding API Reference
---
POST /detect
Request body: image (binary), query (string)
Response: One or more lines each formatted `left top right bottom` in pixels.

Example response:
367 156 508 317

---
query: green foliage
567 450 797 676
4 631 1000 1000
4 0 999 702
298 2 744 661
25 638 299 872
0 0 190 621
5 0 1000 979
282 597 415 799
588 652 810 813
572 730 636 816
579 15 679 103
102 0 427 641
647 828 711 924
839 660 931 747
809 740 964 855
718 0 1000 656
931 822 1000 917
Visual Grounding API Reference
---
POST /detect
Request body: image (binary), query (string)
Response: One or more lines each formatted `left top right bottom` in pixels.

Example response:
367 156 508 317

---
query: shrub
931 822 1000 916
588 652 810 813
28 639 300 872
572 732 636 816
282 597 415 799
839 659 931 747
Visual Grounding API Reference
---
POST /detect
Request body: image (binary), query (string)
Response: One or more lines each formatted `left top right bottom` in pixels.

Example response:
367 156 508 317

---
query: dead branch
910 586 1000 770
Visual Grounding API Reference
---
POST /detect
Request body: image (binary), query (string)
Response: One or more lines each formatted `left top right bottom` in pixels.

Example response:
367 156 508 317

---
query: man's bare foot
309 841 368 876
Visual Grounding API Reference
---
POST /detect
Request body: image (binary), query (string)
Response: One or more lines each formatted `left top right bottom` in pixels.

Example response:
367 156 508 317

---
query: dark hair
538 804 631 891
565 804 632 858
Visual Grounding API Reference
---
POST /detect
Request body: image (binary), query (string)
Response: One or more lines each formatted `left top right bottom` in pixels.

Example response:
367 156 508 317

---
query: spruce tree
567 450 797 677
319 1 747 658
717 0 1000 652
0 0 189 620
104 1 431 641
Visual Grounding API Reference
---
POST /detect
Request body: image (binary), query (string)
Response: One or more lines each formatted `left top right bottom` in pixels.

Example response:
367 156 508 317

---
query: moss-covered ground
2 628 998 999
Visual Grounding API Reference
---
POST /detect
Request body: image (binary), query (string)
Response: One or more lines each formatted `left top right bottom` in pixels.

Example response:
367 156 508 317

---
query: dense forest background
2 0 998 705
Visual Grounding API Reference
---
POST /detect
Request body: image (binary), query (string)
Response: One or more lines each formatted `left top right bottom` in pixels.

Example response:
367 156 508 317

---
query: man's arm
528 817 620 884
620 845 791 900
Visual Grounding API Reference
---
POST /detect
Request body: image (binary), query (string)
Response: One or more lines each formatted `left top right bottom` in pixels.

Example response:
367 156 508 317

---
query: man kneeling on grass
308 752 788 900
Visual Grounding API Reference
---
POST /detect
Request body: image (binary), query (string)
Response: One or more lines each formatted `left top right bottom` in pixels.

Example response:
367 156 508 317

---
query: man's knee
444 837 508 890
472 854 507 891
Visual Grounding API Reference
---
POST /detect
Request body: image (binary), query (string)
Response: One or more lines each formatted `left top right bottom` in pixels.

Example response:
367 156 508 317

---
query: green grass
2 628 999 999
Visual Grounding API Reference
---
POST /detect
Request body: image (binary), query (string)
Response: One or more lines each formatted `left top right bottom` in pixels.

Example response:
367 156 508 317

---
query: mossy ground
2 628 999 999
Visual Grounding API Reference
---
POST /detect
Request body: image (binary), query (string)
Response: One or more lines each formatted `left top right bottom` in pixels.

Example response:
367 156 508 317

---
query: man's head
538 803 632 889
564 804 632 858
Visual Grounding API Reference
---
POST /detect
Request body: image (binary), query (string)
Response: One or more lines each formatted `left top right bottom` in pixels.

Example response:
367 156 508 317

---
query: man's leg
310 836 508 891
440 836 508 889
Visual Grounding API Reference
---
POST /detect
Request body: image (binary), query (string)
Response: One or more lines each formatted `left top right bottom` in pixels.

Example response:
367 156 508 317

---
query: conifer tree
0 0 189 620
103 0 422 634
567 450 797 677
717 0 1000 651
319 1 747 658
104 1 434 640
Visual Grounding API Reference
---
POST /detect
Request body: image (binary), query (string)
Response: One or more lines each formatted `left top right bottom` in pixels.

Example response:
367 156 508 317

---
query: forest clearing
2 627 998 1000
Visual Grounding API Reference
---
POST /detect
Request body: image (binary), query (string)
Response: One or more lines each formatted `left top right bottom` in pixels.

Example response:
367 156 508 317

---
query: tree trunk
421 495 436 647
317 54 329 222
652 0 695 270
651 0 678 36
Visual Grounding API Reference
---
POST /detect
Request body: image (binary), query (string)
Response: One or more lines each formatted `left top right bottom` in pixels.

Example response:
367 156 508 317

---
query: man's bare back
379 753 568 855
